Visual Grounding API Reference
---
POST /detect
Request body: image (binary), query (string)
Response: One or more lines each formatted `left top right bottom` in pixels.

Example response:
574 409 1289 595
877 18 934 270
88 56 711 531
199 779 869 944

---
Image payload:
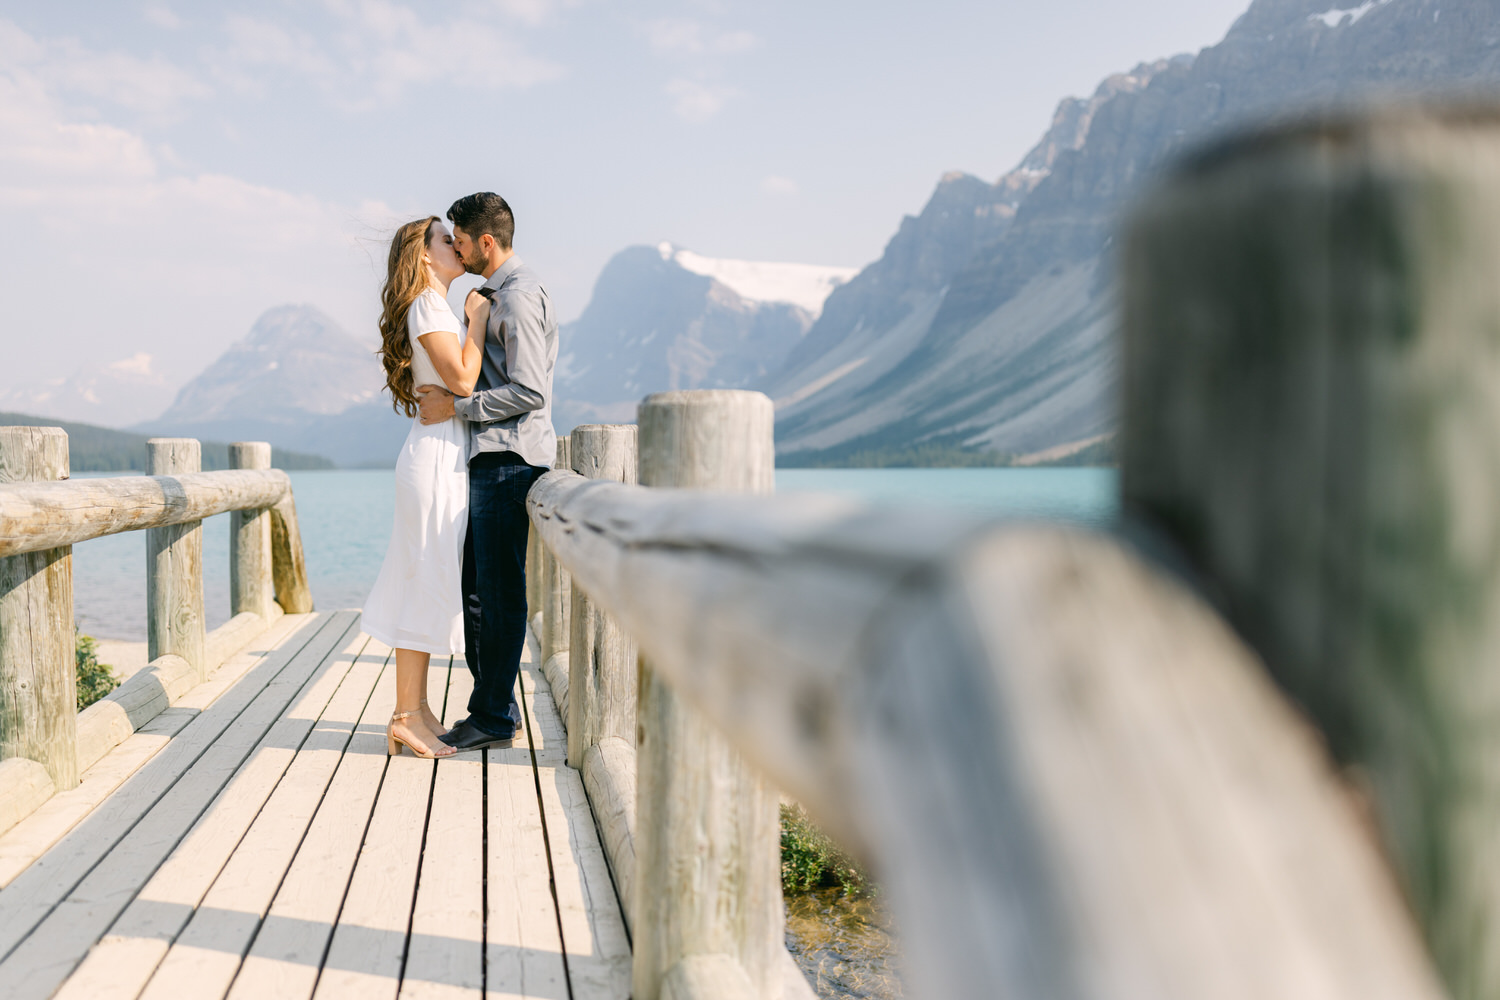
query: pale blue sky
0 0 1249 412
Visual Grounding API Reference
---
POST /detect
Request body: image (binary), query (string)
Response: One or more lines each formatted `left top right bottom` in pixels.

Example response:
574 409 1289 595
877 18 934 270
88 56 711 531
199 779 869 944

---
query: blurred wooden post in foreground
1122 106 1500 999
0 428 76 791
566 424 638 769
633 391 781 1000
147 438 206 681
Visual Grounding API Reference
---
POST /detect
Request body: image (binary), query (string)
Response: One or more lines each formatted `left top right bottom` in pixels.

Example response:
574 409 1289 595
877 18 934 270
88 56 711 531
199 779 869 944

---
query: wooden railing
527 106 1500 1000
0 433 311 832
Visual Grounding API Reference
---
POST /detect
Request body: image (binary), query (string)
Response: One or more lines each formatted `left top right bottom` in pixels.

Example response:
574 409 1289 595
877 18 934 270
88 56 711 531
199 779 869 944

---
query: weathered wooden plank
229 442 276 619
123 636 388 1000
226 638 395 1000
535 754 631 999
485 735 567 997
632 390 783 1000
71 613 279 781
0 470 291 558
399 660 484 1000
519 656 565 763
581 738 636 934
0 426 78 791
0 613 311 895
311 679 436 999
0 612 351 998
0 732 170 888
0 760 53 840
205 611 273 676
51 629 371 1000
147 439 206 680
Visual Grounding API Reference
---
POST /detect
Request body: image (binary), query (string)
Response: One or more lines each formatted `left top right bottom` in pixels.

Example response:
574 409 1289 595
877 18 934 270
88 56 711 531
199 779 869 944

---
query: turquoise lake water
73 467 1119 641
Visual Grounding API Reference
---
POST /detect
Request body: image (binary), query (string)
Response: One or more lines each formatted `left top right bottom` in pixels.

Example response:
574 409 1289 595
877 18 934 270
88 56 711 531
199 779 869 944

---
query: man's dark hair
447 192 515 250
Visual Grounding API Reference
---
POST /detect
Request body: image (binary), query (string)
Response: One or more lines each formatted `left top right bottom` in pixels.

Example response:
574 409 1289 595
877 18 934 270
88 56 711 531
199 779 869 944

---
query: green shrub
780 802 874 897
75 630 118 710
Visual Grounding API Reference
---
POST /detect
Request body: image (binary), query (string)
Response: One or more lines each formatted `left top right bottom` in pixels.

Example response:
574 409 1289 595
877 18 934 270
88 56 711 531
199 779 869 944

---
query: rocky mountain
0 352 172 428
136 304 408 467
555 243 856 432
770 0 1500 464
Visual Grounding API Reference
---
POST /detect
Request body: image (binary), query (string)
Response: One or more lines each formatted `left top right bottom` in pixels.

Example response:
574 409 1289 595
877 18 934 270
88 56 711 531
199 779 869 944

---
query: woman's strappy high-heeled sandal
419 698 448 736
388 710 455 759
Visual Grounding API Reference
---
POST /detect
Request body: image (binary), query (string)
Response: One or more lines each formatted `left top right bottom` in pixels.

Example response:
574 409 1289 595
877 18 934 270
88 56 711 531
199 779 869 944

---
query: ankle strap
391 710 417 722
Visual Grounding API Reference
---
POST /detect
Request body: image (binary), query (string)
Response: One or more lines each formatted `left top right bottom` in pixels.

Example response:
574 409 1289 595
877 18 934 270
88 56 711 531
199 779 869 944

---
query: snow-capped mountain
136 304 408 467
0 352 172 428
770 0 1500 464
149 304 381 424
554 243 855 432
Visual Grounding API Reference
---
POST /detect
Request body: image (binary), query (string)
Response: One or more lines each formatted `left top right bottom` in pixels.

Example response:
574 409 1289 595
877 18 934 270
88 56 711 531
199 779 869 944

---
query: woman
363 216 490 759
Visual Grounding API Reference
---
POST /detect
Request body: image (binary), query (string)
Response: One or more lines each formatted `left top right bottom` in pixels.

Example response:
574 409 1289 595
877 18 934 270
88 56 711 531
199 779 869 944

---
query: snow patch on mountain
0 351 171 427
656 242 857 317
1309 0 1395 28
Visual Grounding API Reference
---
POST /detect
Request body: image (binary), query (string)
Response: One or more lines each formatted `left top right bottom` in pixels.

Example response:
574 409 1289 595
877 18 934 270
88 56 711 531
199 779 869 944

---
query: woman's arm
417 291 487 397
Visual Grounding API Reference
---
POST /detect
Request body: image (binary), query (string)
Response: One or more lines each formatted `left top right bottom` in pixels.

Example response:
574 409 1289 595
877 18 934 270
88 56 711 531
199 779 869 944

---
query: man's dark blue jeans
462 450 545 737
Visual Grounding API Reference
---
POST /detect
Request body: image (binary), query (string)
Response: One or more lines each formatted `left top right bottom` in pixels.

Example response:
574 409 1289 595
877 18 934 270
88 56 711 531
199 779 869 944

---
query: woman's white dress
361 289 469 656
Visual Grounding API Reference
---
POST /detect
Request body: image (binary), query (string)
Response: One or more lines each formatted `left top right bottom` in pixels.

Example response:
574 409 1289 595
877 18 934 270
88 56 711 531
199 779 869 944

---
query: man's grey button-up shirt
452 254 559 469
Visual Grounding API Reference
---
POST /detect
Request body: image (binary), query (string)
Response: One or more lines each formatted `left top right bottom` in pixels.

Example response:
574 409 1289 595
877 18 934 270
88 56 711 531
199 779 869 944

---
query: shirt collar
483 254 523 291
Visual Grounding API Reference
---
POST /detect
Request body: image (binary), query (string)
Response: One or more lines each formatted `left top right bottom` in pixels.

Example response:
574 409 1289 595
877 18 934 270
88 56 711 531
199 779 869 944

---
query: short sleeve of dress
407 290 462 340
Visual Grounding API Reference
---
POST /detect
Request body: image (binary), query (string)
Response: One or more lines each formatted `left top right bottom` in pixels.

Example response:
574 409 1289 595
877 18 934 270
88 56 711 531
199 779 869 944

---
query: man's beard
461 253 486 276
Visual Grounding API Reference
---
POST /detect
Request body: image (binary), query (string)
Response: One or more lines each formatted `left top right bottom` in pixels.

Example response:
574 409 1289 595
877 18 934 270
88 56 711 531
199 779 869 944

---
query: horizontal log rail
530 463 1441 998
0 469 291 558
0 434 311 841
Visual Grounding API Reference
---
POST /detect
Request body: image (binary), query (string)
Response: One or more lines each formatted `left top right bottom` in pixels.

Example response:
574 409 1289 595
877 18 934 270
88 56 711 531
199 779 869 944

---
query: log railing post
632 390 780 1000
566 424 638 770
147 438 206 681
540 436 572 688
1120 107 1500 999
229 442 275 619
0 428 77 791
269 491 313 614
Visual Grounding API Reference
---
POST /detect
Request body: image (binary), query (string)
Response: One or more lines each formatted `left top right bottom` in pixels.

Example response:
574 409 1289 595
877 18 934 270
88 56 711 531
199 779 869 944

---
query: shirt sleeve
453 289 548 423
408 292 460 339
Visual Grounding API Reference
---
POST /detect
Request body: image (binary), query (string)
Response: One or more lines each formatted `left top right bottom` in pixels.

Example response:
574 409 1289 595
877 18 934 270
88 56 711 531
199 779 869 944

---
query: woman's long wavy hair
378 216 440 417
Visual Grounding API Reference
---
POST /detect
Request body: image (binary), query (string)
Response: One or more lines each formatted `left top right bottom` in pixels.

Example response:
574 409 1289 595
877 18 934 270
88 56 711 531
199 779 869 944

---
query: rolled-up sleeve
453 289 548 423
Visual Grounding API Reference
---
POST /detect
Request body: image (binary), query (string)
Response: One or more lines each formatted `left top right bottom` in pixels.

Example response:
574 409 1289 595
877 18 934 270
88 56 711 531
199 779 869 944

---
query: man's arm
452 289 548 423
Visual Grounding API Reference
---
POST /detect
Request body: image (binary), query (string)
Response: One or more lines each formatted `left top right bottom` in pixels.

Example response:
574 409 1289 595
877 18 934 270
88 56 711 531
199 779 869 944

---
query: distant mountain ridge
136 304 409 468
0 412 334 472
554 243 855 431
0 352 172 428
768 0 1500 463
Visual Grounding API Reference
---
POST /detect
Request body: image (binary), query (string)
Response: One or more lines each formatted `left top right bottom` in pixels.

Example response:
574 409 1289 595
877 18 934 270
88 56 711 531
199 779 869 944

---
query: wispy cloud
0 18 209 119
0 43 397 390
142 4 182 30
218 1 564 110
642 16 755 123
645 19 757 56
761 175 798 196
665 78 736 123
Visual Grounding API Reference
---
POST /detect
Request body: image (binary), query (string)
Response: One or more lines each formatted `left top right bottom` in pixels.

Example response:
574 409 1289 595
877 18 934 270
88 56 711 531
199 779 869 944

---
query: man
416 192 558 751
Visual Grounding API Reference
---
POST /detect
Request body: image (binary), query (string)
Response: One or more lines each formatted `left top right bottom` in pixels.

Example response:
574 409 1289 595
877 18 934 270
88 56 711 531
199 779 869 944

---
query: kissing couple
362 191 559 759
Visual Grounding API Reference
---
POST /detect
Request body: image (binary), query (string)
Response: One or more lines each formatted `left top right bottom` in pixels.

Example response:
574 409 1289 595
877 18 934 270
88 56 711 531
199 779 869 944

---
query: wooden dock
0 611 629 1000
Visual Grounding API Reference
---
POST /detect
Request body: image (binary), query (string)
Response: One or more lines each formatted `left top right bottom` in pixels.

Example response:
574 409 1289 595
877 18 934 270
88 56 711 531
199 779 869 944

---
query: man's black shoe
439 719 514 751
447 703 520 735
